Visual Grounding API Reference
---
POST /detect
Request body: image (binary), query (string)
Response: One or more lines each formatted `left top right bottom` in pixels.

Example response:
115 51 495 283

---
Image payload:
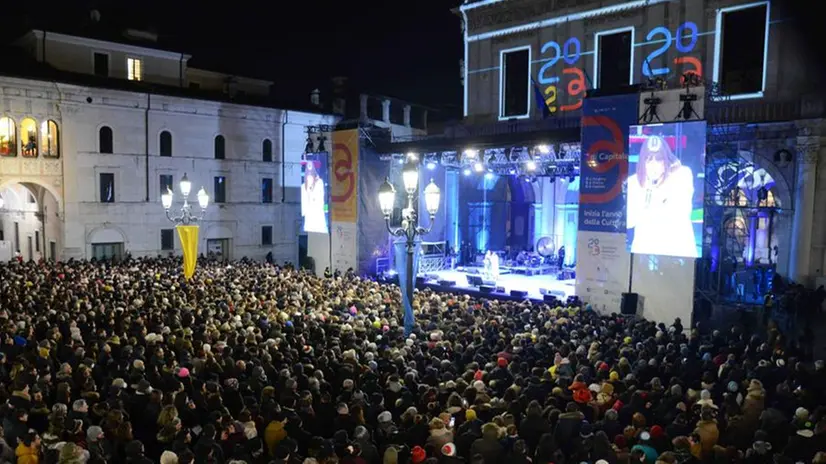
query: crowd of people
0 256 824 464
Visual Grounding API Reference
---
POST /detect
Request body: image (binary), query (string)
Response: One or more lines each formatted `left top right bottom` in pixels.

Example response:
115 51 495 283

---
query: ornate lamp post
161 173 209 225
161 173 209 279
378 158 441 334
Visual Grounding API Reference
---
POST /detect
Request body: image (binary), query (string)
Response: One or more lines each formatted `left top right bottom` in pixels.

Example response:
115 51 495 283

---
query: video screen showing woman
626 133 699 258
301 159 328 234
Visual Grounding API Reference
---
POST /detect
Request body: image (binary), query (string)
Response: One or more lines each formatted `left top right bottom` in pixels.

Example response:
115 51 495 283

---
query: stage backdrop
575 94 637 314
357 144 392 276
330 129 359 272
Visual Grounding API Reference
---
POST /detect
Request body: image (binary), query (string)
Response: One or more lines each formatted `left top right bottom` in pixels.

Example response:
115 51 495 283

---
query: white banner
331 221 358 272
575 231 630 314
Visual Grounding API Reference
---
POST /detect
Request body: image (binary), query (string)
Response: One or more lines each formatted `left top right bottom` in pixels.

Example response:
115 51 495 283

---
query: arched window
262 138 273 162
0 117 16 157
99 126 113 154
20 117 38 157
214 135 225 160
41 120 60 157
159 130 172 157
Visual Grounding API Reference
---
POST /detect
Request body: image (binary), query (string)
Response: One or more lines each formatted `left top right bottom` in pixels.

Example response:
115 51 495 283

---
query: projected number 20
643 22 702 79
537 37 586 112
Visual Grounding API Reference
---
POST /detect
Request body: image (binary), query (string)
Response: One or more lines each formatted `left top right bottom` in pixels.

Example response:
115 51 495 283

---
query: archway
0 181 62 261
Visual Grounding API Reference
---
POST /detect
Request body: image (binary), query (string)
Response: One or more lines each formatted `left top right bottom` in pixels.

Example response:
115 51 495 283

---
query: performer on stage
490 251 500 281
483 250 492 279
627 135 697 257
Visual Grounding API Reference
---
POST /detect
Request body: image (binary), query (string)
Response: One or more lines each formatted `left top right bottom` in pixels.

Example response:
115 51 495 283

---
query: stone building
0 29 338 262
456 0 826 297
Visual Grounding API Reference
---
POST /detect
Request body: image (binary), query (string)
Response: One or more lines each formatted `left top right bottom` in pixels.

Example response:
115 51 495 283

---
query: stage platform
419 268 576 302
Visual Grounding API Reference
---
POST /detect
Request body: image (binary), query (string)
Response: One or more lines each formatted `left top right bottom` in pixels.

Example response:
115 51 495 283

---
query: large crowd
0 257 824 464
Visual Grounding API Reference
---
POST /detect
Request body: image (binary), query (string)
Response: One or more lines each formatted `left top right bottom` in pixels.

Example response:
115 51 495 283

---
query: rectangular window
262 178 273 203
161 229 174 251
189 82 200 90
99 173 115 203
127 58 143 81
715 2 770 97
159 174 173 195
261 226 273 246
35 231 40 252
94 52 109 77
595 28 634 90
214 176 226 203
499 47 531 119
13 222 19 252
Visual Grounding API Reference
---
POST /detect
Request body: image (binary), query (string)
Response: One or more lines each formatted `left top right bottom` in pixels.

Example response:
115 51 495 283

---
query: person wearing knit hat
465 409 477 421
160 450 179 464
441 443 457 457
411 445 426 464
497 357 508 368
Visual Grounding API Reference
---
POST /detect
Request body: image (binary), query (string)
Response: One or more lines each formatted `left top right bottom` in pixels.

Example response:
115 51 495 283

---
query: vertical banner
331 129 359 272
331 129 359 223
176 225 199 280
393 240 420 335
357 152 392 277
578 94 638 232
332 222 358 272
576 95 638 313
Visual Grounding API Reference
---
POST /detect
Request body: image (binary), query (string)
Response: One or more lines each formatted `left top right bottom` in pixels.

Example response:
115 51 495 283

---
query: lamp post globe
378 178 396 218
179 172 192 197
402 159 419 195
424 179 441 216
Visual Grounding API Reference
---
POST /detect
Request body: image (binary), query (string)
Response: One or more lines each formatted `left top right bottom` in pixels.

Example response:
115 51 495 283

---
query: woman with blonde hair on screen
626 135 697 258
301 161 328 233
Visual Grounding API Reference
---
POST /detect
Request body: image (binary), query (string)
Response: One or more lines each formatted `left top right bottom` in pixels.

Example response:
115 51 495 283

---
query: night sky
5 0 464 116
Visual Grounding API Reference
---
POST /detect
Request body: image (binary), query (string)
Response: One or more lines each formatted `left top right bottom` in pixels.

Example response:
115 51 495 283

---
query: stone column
789 125 820 285
381 99 391 124
403 105 411 127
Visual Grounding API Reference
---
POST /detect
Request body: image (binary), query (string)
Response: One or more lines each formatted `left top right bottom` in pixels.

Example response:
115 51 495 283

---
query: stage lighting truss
304 124 334 154
390 142 581 179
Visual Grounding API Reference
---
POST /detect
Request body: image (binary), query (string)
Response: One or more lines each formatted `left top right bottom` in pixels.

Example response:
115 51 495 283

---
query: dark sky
7 0 464 115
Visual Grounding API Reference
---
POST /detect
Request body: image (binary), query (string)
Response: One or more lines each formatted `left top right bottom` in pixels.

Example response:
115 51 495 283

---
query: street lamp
162 173 209 225
378 158 441 334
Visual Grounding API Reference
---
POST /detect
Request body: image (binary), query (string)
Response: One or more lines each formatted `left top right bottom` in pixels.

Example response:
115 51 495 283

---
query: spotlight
426 161 436 170
484 172 494 180
463 168 471 176
536 144 551 155
526 159 537 172
407 152 419 161
463 149 479 159
304 136 314 154
397 158 405 165
508 167 516 175
473 162 484 173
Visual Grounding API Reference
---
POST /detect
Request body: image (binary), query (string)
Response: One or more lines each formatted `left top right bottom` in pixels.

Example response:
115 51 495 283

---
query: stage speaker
467 275 483 286
495 286 506 293
479 285 495 294
438 279 456 287
621 292 639 315
544 294 558 304
416 276 426 286
510 290 528 299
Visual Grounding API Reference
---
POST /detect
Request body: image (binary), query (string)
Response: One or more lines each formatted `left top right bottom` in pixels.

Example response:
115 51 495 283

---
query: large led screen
301 153 329 234
626 121 706 258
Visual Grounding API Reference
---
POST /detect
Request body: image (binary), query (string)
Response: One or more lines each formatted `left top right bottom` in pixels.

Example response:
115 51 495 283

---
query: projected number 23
536 21 701 112
537 37 586 113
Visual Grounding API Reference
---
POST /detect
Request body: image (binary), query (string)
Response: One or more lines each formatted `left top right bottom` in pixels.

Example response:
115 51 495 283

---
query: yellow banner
330 129 359 223
176 225 199 280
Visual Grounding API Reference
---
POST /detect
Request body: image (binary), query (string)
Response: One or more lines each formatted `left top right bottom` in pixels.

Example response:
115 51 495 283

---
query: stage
418 267 576 302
